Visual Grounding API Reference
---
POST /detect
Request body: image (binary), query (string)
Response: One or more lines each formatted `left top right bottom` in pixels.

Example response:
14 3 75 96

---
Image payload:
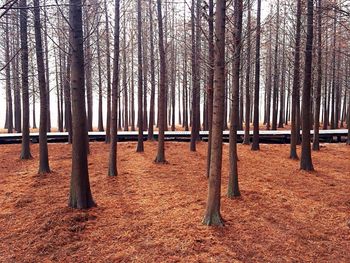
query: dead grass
0 141 349 262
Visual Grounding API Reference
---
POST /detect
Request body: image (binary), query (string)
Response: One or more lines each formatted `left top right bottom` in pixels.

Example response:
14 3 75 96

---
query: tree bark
5 14 13 133
68 0 95 209
202 0 226 226
104 0 112 143
228 0 243 198
97 16 104 132
108 0 120 176
190 0 201 151
155 0 167 163
206 0 214 177
148 0 156 140
34 0 50 174
20 0 32 159
290 0 302 160
312 0 322 151
243 0 252 145
43 0 51 132
251 0 261 151
272 0 280 131
300 0 314 171
136 0 144 152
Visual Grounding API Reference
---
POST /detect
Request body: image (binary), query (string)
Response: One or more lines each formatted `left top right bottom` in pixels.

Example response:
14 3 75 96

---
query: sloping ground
0 142 349 262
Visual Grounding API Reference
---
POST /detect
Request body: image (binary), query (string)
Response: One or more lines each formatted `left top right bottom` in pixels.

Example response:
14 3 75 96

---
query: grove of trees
0 0 349 226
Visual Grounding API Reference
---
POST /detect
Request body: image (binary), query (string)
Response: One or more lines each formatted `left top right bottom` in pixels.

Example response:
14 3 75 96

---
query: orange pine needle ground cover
0 141 349 262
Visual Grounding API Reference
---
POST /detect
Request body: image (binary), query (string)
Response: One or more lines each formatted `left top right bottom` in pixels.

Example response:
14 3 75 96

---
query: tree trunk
123 10 129 132
155 0 167 163
104 0 112 143
20 0 32 159
330 11 337 129
5 14 13 133
43 0 51 132
206 0 214 177
34 0 50 174
278 7 287 129
300 0 314 171
97 17 104 132
251 0 261 151
290 0 302 160
13 8 21 133
64 49 73 144
202 0 226 226
136 0 144 152
68 0 95 209
85 10 93 132
228 0 243 198
243 0 252 145
272 0 280 131
148 0 156 140
312 0 322 151
190 0 201 151
108 0 120 176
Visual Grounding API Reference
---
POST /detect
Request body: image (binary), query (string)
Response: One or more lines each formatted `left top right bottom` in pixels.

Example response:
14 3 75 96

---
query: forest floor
0 141 349 262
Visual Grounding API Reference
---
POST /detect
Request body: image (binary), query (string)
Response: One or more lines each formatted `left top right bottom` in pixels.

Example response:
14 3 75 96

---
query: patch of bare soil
0 141 349 262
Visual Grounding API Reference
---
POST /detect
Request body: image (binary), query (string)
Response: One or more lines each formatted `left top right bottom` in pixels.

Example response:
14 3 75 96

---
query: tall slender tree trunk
20 0 32 159
155 0 167 163
13 8 21 133
278 7 287 128
123 10 129 132
34 0 50 174
203 0 226 226
330 11 337 130
5 14 13 133
43 0 51 132
206 0 214 177
68 0 95 208
143 19 149 132
266 15 273 130
97 17 104 132
148 0 156 140
272 0 280 131
190 0 201 151
290 0 302 160
64 50 72 144
313 0 322 151
251 0 261 151
243 0 252 145
183 7 189 132
108 0 120 176
228 0 243 198
136 0 144 152
300 0 314 171
131 35 136 131
104 0 112 143
55 51 62 132
85 10 93 132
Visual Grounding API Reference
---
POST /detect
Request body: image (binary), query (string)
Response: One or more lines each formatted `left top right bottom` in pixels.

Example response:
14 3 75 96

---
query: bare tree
313 0 322 151
108 0 121 176
228 0 243 198
203 0 226 226
300 0 315 171
290 0 302 160
68 0 95 209
19 0 31 160
136 0 144 153
155 0 166 163
34 0 50 174
251 0 261 151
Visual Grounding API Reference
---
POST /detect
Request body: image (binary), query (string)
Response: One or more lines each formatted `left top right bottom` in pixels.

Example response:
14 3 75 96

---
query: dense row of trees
0 0 349 224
